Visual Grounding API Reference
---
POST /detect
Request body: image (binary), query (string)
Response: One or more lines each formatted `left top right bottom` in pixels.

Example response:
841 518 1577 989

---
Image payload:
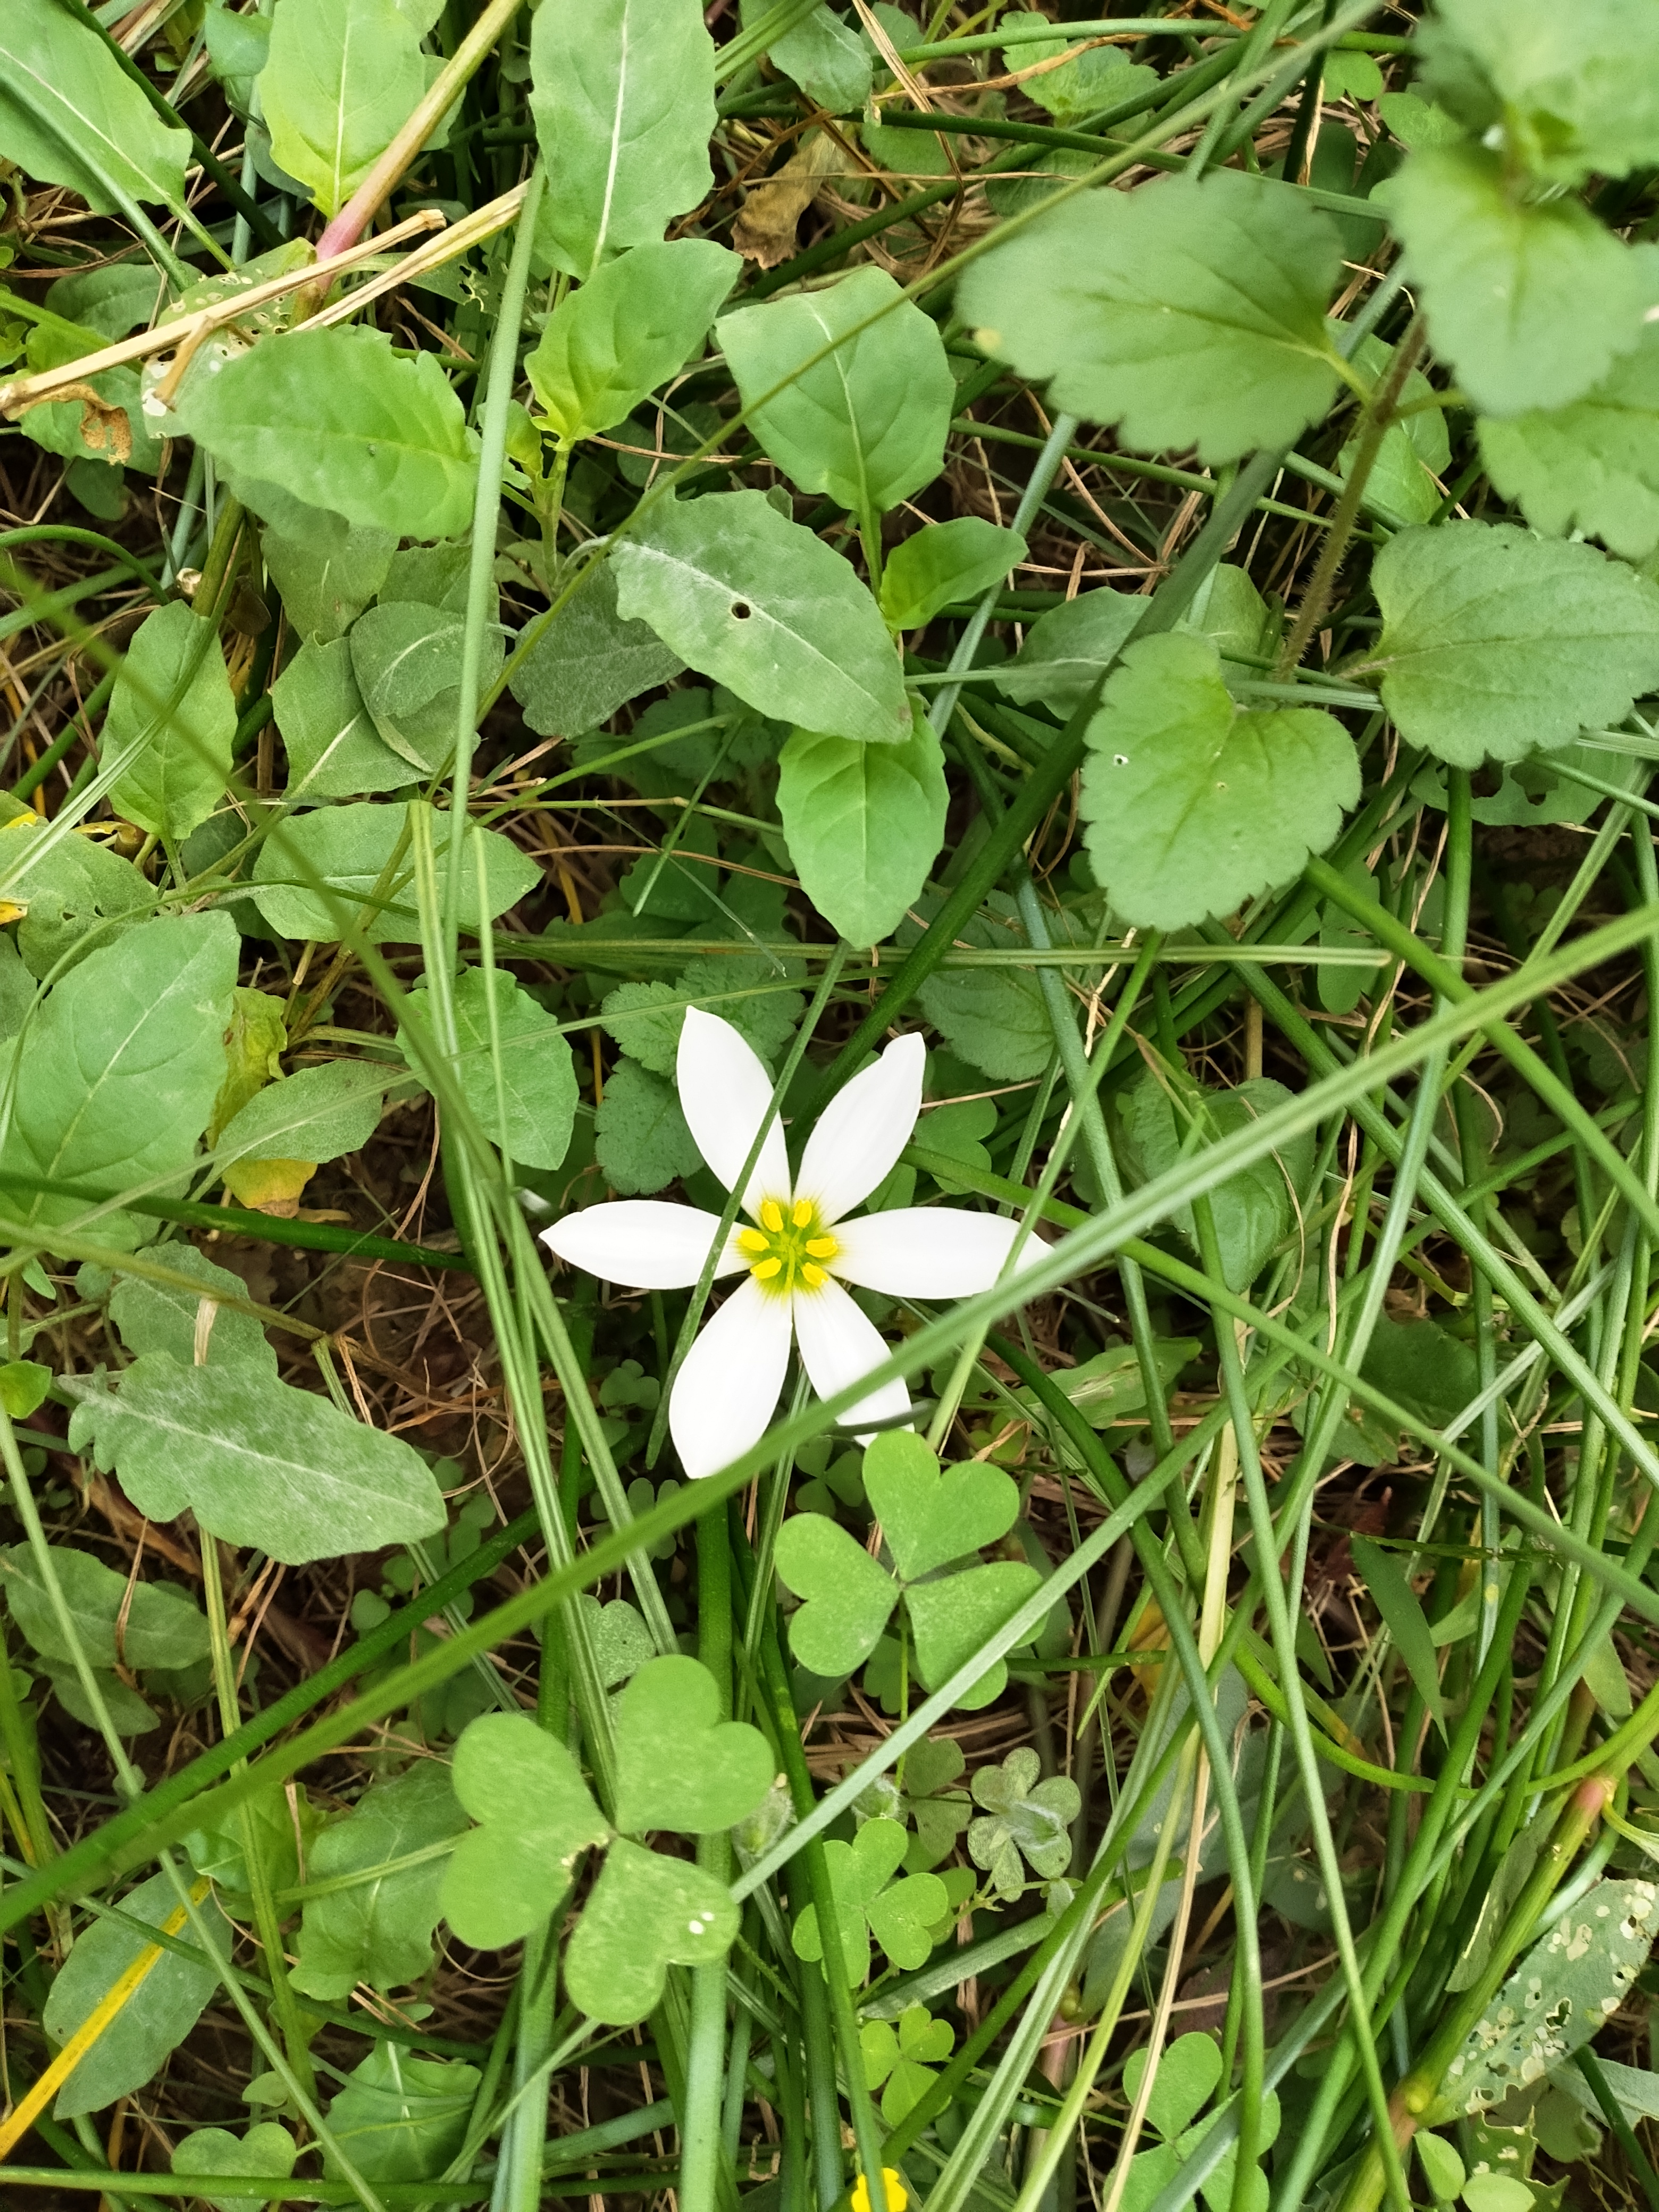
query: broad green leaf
108 1245 277 1377
903 891 1054 1083
1421 0 1659 186
527 239 740 443
185 1785 314 1898
1121 1069 1314 1294
259 0 425 216
173 2125 298 2212
1386 144 1659 416
274 639 413 801
1122 2031 1223 2141
792 1819 946 1983
1350 1536 1447 1736
1000 10 1158 126
958 170 1344 463
593 1056 701 1194
777 713 947 947
774 1512 900 1677
1360 1316 1480 1431
719 264 956 514
991 587 1142 715
0 1359 51 1418
324 2045 480 2185
1478 326 1659 560
291 1764 468 2000
262 507 396 645
44 1871 228 2120
1414 2133 1465 2205
21 270 165 479
1338 333 1451 529
530 0 716 280
442 1711 611 1949
743 0 871 110
1079 632 1359 928
1367 521 1659 766
105 603 236 843
0 912 238 1251
0 0 190 216
180 328 477 541
203 0 272 116
613 1654 775 1836
349 598 504 775
1041 1340 1199 1431
0 1543 209 1675
610 490 910 743
66 1350 446 1563
880 519 1027 633
906 1560 1040 1710
564 1837 738 2024
967 1747 1079 1897
208 990 288 1146
864 1430 1020 1580
216 1060 388 1170
0 814 151 980
250 803 540 945
508 558 684 737
403 967 578 1174
1429 1879 1659 2122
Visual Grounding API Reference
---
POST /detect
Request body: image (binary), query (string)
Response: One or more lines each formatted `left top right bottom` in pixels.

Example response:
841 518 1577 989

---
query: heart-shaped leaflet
563 1837 740 2024
906 1559 1042 1708
863 1430 1021 1580
613 1653 776 1836
441 1712 611 1949
773 1511 900 1677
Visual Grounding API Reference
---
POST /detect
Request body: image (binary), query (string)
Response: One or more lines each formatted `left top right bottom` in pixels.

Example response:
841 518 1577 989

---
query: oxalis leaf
718 264 956 515
957 169 1345 464
776 710 948 948
967 1747 1080 1899
1079 632 1359 929
179 328 478 541
173 2125 298 2212
792 1816 949 1984
441 1711 613 1951
1365 521 1659 766
0 0 190 218
610 490 910 743
65 1351 446 1564
564 1839 739 2024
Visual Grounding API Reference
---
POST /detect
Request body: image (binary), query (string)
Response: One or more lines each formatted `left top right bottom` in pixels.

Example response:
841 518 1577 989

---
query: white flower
542 1010 1042 1479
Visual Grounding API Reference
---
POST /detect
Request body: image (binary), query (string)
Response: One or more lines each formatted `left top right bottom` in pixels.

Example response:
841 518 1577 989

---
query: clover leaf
441 1712 612 1951
792 1817 949 1984
968 1749 1081 1900
613 1653 777 1834
865 1430 1021 1578
861 2002 956 2124
1116 2033 1279 2212
172 2124 297 2212
564 1837 739 2024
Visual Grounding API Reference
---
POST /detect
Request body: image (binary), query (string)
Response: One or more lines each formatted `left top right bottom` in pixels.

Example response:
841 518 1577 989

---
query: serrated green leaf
1423 0 1659 186
613 1654 775 1835
108 1245 278 1377
599 956 801 1079
0 0 190 217
324 2045 480 2186
1080 632 1359 928
564 1836 738 2024
774 1511 900 1677
180 327 477 541
250 802 540 945
274 638 413 802
530 0 715 280
611 490 909 743
66 1350 445 1563
527 239 740 444
593 1055 701 1194
777 713 947 947
719 264 955 514
0 911 237 1251
1368 521 1659 766
1386 144 1659 416
879 518 1028 632
991 586 1142 715
291 1764 468 2000
172 2124 298 2212
403 967 577 1173
44 1871 228 2119
999 11 1158 127
902 891 1054 1083
259 0 425 217
958 170 1344 463
216 1060 388 1170
104 604 236 844
1478 325 1659 560
442 1711 611 1949
508 558 684 738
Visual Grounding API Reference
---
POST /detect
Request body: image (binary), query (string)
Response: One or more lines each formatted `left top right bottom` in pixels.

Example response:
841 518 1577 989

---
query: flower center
738 1197 839 1298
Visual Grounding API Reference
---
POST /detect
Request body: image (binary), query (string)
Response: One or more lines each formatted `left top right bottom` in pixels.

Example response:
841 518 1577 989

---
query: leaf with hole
777 713 947 948
1080 632 1359 928
66 1351 445 1563
258 0 425 217
530 0 716 280
105 603 236 844
719 264 956 515
291 1763 468 2000
1367 521 1659 767
610 489 910 743
441 1711 611 1950
958 170 1345 463
527 239 740 444
0 0 190 217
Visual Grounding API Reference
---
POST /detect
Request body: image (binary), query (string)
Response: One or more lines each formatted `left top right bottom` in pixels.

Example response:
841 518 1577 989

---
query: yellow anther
800 1262 827 1289
753 1256 782 1280
792 1197 814 1228
761 1199 784 1233
805 1237 837 1259
737 1228 768 1253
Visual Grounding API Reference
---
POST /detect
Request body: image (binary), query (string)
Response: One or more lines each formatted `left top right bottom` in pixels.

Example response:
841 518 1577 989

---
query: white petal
669 1276 794 1480
792 1273 911 1442
794 1032 924 1226
541 1202 747 1290
830 1208 1048 1299
676 1008 792 1220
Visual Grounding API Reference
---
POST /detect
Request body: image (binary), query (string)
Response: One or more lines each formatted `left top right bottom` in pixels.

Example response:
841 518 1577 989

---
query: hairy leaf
1478 326 1659 559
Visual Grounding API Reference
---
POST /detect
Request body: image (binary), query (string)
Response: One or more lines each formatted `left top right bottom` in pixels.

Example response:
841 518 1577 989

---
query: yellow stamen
737 1228 768 1253
792 1197 814 1228
805 1237 837 1259
761 1199 784 1233
752 1256 782 1280
800 1262 827 1289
